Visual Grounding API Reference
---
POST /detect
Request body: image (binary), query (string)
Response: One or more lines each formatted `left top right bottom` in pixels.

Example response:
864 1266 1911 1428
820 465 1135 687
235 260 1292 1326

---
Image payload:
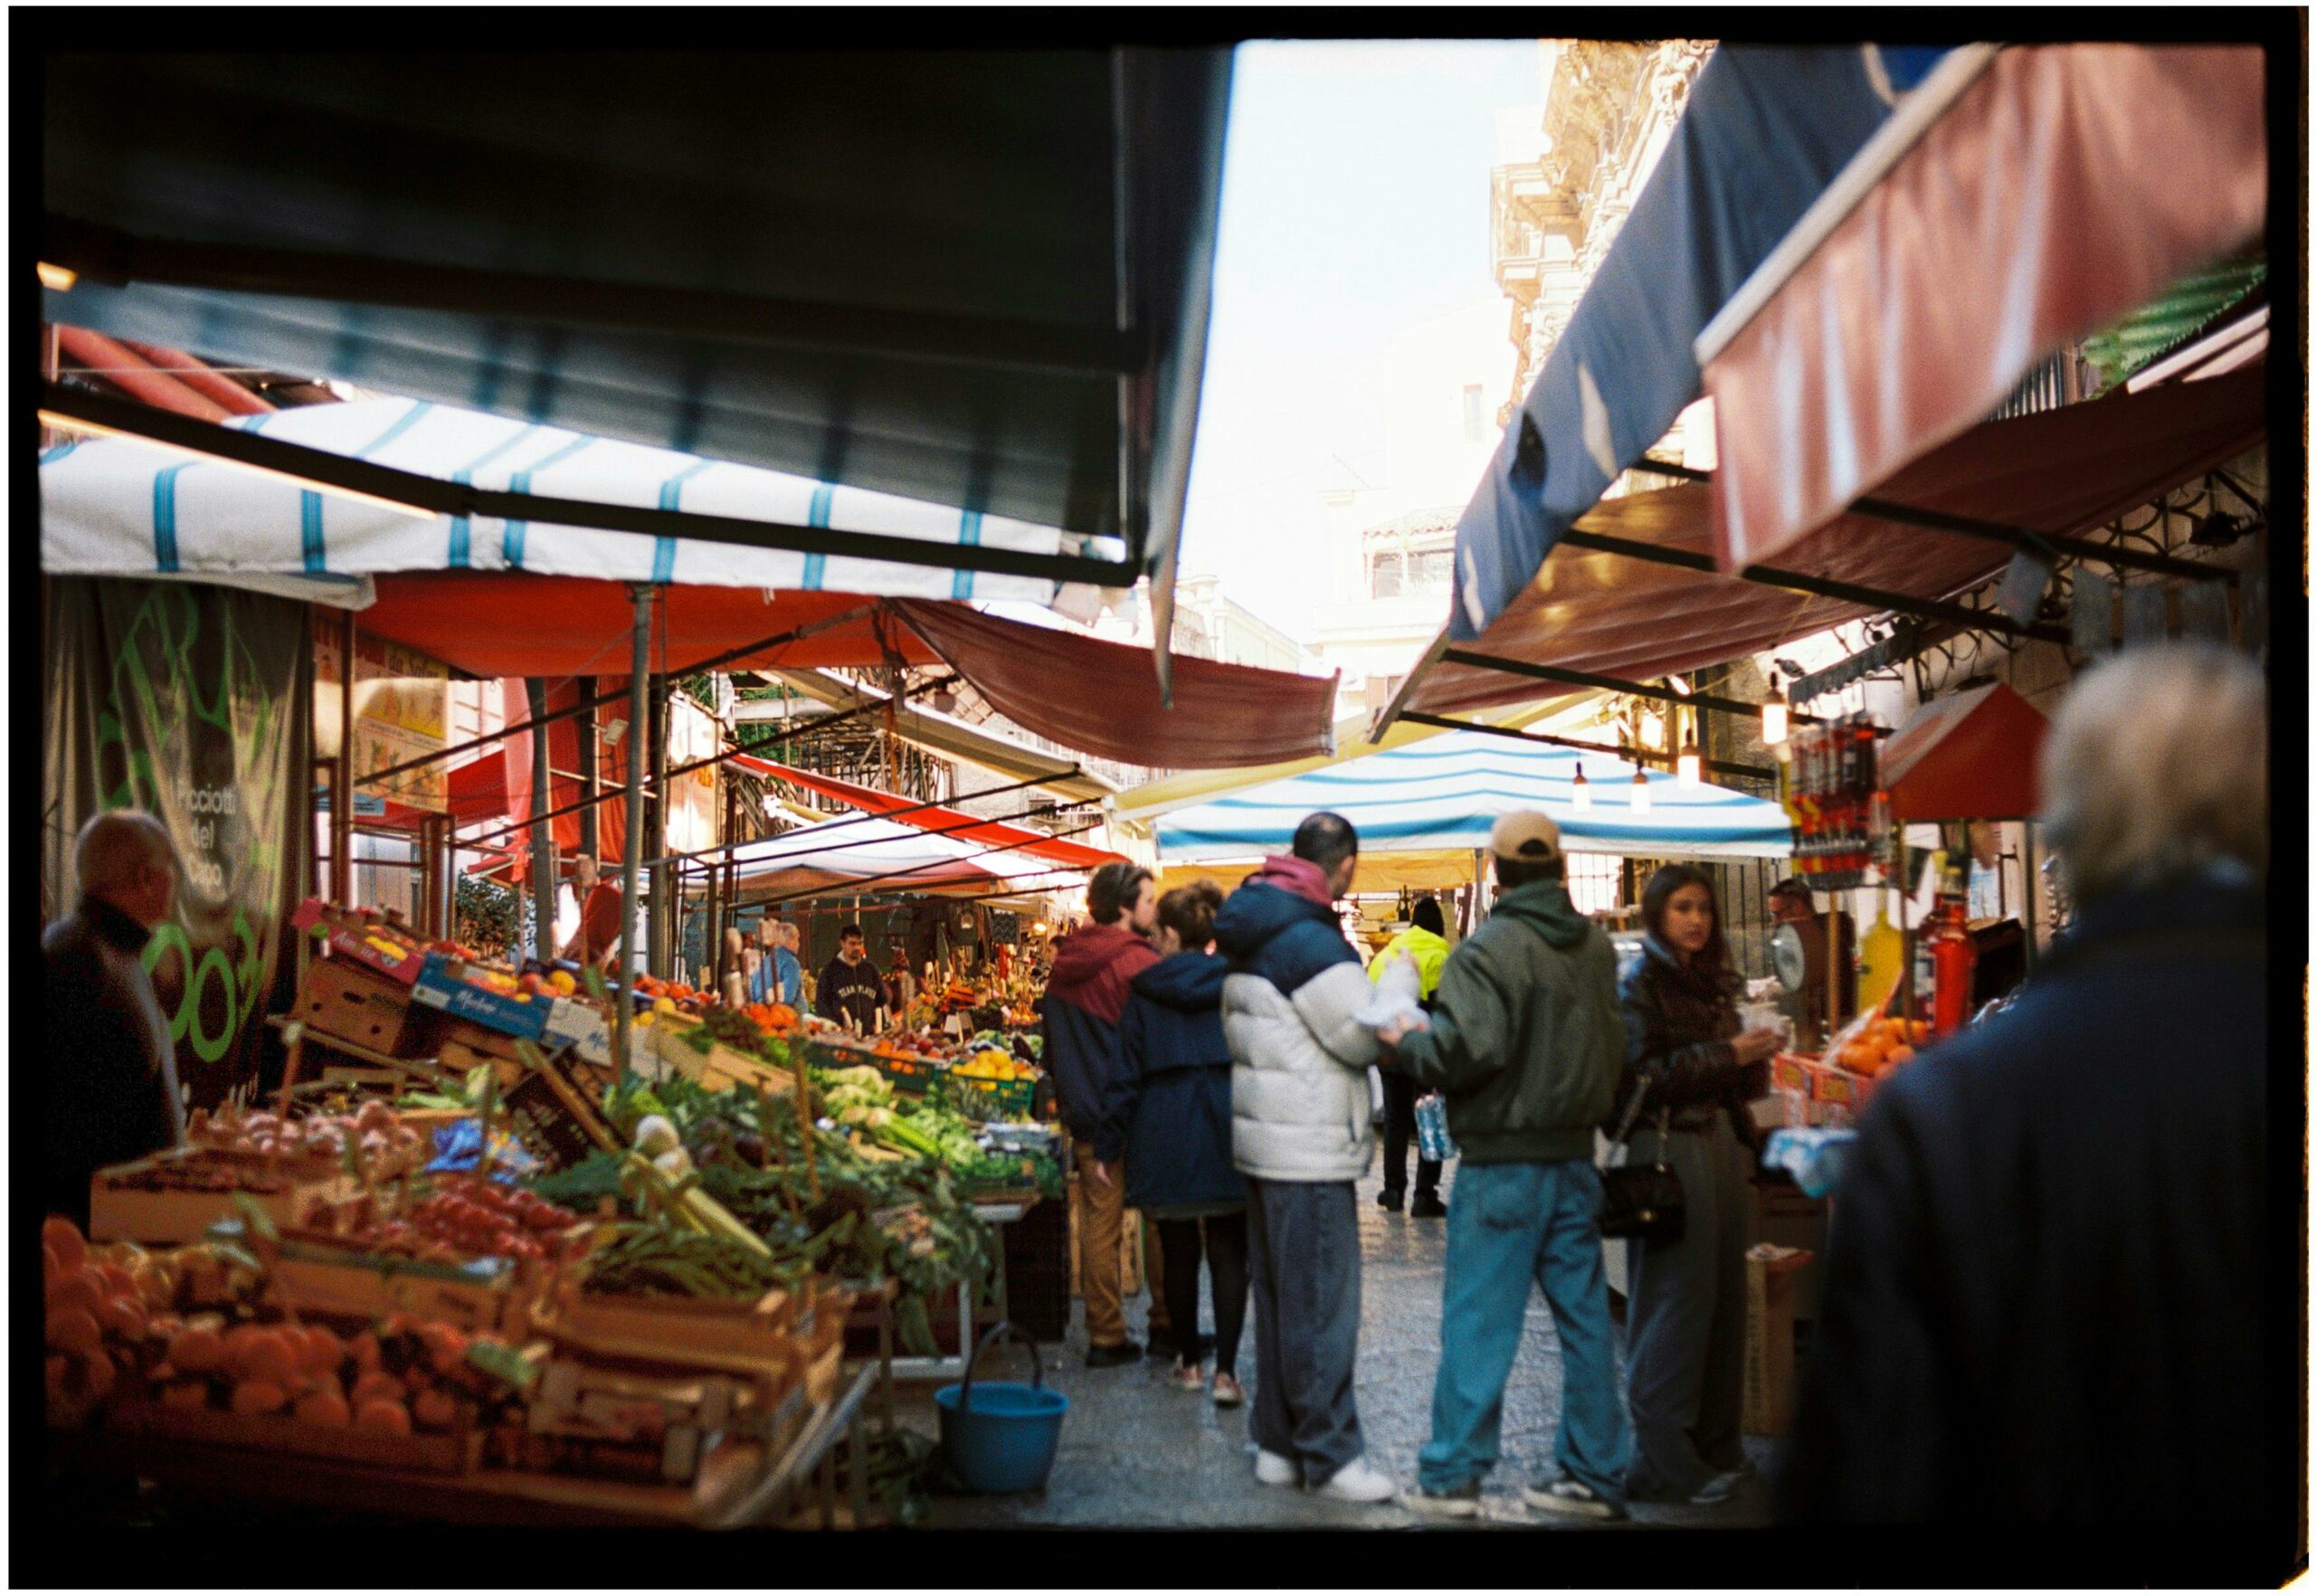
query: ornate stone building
1490 41 1713 421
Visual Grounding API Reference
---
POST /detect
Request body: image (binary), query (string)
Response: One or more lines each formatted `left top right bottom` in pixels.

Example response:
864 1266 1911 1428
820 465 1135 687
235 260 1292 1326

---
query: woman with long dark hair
1096 880 1251 1406
1616 864 1784 1506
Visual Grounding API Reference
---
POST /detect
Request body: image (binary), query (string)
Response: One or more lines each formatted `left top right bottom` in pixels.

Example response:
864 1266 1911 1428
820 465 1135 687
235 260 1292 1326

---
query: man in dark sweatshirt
815 923 887 1035
1042 862 1163 1366
1381 811 1631 1521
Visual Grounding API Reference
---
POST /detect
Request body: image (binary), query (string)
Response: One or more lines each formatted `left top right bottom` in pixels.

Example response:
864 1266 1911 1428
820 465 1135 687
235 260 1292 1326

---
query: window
1462 384 1485 442
1567 852 1619 917
1408 548 1453 592
1370 551 1403 598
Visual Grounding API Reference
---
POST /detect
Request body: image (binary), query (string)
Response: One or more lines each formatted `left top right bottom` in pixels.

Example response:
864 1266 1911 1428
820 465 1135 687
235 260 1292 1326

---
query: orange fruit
349 1370 405 1411
355 1399 413 1436
43 1216 88 1273
230 1378 290 1417
97 1295 148 1343
299 1325 346 1375
167 1326 227 1374
1886 1044 1916 1066
294 1388 353 1428
47 1308 103 1359
162 1381 212 1411
47 1277 104 1324
412 1387 460 1432
78 1348 117 1403
95 1262 138 1299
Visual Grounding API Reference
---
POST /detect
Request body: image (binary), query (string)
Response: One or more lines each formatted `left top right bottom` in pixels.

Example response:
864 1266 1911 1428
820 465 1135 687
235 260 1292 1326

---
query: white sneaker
1313 1456 1397 1504
1254 1449 1301 1487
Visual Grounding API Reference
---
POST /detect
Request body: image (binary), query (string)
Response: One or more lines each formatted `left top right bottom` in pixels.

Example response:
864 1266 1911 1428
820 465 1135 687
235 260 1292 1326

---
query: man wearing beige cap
1378 810 1631 1520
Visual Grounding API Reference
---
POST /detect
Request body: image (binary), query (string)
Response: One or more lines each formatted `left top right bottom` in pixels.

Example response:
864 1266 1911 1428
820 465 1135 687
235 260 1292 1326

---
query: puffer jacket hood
1042 921 1160 1137
1490 876 1593 949
1213 875 1337 963
1132 949 1229 1012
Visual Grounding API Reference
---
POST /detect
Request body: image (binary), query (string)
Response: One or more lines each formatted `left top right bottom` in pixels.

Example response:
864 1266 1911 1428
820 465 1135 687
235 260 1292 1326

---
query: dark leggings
1381 1071 1442 1197
1156 1212 1249 1377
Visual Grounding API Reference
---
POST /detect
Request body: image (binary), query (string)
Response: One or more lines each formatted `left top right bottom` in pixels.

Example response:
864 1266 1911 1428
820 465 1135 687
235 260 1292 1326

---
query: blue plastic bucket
935 1322 1068 1493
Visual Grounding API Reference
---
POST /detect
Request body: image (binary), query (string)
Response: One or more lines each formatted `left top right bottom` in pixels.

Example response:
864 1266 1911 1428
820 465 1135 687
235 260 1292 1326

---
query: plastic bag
425 1117 543 1179
1355 949 1426 1031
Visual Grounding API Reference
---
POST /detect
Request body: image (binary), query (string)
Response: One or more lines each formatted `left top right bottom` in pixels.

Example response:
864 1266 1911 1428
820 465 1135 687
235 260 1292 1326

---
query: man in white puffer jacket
1212 812 1393 1504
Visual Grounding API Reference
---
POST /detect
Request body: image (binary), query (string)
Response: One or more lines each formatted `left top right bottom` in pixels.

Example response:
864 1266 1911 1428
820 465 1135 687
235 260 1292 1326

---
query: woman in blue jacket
1096 880 1248 1406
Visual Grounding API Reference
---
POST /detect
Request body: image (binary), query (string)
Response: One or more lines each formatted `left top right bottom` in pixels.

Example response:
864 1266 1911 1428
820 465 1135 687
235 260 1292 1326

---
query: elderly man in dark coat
43 810 185 1230
1777 644 2272 1529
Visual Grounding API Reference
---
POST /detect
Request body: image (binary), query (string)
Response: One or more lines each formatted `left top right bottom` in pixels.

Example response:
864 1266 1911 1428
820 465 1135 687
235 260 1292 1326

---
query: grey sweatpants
1622 1116 1751 1499
1244 1174 1363 1484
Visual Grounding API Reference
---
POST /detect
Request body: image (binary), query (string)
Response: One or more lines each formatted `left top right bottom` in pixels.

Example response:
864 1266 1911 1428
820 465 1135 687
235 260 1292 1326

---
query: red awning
353 582 1338 773
891 599 1338 770
1878 681 2051 822
1700 44 2266 573
726 754 1124 870
1403 364 2264 721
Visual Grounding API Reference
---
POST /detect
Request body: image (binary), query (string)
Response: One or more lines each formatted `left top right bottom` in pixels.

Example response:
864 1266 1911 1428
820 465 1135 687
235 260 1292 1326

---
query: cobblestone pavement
902 1163 1779 1529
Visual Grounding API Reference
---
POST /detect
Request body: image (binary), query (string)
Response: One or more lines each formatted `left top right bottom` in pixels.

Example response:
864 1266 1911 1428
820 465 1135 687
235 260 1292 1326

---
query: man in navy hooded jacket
1043 862 1165 1366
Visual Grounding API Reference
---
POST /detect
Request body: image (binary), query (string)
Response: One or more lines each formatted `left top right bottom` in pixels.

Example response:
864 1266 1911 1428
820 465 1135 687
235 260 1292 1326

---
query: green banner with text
43 578 314 1111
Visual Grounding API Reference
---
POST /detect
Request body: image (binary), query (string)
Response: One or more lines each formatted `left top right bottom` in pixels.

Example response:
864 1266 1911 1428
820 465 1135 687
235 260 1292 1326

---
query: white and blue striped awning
1155 729 1792 862
38 396 1084 609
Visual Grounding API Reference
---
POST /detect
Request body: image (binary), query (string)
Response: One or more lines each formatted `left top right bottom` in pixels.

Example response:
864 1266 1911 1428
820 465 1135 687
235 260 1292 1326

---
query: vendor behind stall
43 810 185 1230
560 854 629 974
817 923 886 1033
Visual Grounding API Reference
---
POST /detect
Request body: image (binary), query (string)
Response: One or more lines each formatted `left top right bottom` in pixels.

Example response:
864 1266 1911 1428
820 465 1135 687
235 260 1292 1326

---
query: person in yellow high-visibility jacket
1368 897 1453 1215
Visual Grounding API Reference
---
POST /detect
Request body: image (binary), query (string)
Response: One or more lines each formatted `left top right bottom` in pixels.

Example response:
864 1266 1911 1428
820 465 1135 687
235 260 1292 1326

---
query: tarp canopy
39 396 1080 607
331 582 1334 771
1156 730 1792 863
43 50 1230 615
1401 362 2265 723
1699 45 2267 572
1447 43 1967 640
723 814 1096 904
723 753 1123 871
759 668 1115 804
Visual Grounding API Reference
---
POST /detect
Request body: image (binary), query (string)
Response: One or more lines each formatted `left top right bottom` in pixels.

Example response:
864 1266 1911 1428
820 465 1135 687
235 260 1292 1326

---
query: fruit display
301 1176 588 1266
1832 1012 1929 1079
952 1048 1037 1084
184 1098 430 1182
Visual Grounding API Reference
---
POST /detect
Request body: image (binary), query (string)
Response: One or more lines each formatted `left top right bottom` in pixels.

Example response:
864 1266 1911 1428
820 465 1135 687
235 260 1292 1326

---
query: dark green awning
41 50 1230 600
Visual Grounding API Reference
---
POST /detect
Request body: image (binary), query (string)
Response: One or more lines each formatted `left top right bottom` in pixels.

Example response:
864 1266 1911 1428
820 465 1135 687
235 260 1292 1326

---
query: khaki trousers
1073 1139 1170 1347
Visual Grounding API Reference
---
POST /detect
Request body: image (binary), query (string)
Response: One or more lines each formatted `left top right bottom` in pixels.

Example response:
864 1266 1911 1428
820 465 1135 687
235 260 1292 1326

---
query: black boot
1377 1187 1406 1212
1410 1190 1447 1219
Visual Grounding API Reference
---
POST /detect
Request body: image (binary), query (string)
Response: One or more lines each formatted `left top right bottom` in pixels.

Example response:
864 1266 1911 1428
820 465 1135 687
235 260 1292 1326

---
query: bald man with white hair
43 809 186 1228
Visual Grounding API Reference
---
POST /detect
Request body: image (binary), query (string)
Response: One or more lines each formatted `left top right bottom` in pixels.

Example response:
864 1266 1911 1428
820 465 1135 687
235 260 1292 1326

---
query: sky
1174 40 1548 642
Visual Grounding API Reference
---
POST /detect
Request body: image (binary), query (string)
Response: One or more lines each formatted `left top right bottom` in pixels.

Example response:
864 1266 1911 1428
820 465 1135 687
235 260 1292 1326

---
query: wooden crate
1743 1245 1814 1435
299 956 445 1059
649 1024 795 1095
110 1395 480 1475
89 1153 356 1245
264 1243 527 1335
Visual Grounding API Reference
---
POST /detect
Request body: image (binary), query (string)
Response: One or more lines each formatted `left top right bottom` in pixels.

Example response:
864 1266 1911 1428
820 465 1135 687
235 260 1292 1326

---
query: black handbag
1599 1078 1686 1244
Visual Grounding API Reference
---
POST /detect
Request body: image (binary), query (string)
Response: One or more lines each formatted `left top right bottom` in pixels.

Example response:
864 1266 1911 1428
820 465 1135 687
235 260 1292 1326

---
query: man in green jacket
1378 811 1630 1520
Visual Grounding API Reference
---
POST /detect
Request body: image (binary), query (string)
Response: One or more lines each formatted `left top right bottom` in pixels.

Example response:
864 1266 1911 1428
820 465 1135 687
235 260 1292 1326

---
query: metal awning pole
527 679 555 963
2021 819 2040 976
613 585 652 1077
333 607 356 904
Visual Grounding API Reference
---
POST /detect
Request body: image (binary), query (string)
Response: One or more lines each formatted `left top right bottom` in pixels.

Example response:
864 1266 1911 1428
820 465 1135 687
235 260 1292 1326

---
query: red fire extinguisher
1928 893 1977 1040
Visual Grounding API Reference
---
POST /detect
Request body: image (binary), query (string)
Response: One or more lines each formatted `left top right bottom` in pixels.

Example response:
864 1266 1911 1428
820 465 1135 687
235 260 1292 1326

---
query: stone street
903 1163 1779 1530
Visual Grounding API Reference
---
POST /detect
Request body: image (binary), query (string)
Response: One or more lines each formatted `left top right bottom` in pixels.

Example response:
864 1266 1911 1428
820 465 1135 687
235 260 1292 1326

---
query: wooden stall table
46 1363 884 1531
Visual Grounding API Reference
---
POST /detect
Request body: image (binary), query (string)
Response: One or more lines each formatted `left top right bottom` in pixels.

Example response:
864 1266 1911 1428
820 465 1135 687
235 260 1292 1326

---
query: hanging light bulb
1630 767 1652 813
1761 673 1790 747
1571 762 1591 812
1638 707 1666 751
1677 737 1703 787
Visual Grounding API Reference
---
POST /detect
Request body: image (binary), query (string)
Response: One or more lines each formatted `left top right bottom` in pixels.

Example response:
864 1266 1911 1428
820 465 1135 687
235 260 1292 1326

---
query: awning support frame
1437 651 1828 727
39 383 1141 588
1397 710 1778 784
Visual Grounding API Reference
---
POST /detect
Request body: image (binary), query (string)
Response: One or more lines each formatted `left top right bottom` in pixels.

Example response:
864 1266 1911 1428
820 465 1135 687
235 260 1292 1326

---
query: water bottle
1414 1092 1460 1163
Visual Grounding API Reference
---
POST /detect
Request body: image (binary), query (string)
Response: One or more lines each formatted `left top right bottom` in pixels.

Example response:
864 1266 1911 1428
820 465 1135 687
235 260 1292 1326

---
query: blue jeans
1418 1160 1630 1502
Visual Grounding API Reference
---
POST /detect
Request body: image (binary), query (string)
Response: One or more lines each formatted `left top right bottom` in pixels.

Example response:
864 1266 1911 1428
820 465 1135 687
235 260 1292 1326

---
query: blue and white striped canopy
1155 729 1792 862
39 396 1083 609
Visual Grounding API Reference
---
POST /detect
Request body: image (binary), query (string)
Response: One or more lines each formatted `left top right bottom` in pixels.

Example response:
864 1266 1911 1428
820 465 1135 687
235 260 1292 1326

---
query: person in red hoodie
1044 860 1167 1366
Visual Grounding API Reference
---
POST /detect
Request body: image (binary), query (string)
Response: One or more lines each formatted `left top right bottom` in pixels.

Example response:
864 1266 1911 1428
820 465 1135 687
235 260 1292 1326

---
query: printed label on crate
413 954 548 1039
291 898 428 983
1770 1052 1811 1093
543 998 612 1066
1806 1062 1870 1108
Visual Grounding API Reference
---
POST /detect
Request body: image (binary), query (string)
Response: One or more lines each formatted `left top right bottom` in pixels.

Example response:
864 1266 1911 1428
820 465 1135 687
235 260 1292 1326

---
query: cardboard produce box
299 956 448 1059
1743 1243 1813 1435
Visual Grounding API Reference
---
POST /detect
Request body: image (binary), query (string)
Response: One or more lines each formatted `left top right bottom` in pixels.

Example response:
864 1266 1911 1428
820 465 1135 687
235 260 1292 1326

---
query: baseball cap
1489 810 1562 860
